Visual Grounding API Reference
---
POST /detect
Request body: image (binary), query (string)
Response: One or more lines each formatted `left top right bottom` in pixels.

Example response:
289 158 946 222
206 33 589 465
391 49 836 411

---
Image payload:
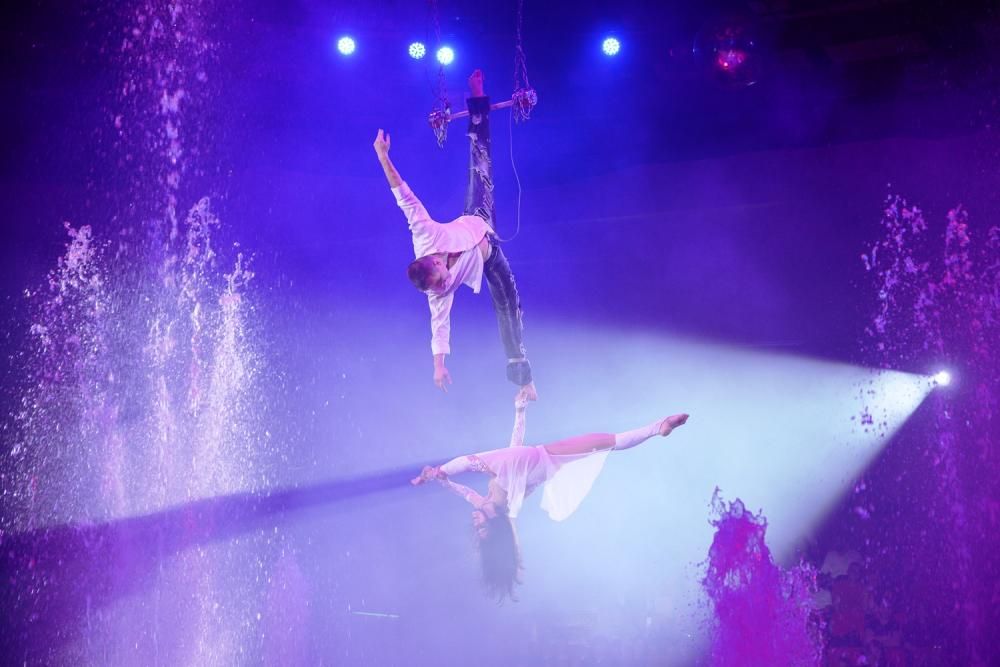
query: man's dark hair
407 257 435 291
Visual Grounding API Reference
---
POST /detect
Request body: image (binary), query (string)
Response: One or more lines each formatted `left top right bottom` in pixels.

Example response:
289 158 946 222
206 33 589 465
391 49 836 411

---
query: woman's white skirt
537 446 612 522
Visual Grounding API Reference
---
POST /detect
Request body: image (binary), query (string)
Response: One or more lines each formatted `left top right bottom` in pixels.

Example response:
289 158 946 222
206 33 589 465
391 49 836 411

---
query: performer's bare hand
373 129 391 157
515 382 537 408
434 365 453 392
410 466 432 485
411 465 443 485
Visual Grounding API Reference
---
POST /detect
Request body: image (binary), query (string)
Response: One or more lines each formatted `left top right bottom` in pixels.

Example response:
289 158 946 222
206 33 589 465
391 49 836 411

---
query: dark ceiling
1 0 998 171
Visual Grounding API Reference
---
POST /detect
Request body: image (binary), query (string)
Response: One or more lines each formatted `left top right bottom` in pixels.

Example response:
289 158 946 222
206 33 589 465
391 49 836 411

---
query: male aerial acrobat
374 69 536 399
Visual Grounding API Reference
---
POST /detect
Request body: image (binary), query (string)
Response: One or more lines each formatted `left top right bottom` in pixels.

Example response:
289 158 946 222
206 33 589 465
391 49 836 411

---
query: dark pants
464 96 533 387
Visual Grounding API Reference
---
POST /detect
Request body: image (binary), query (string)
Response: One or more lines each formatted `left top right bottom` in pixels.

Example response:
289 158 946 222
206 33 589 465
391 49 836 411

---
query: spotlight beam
0 465 422 656
434 320 936 664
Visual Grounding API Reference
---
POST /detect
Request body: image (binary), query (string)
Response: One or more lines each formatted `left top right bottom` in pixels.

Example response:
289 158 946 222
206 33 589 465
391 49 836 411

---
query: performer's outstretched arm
373 129 402 188
508 403 526 448
428 293 454 391
411 451 492 486
507 384 536 447
410 457 487 506
507 384 538 447
373 129 438 249
437 478 487 507
373 128 452 389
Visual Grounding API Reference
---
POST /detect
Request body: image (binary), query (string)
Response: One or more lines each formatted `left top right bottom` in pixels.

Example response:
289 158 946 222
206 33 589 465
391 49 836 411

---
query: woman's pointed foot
658 413 689 436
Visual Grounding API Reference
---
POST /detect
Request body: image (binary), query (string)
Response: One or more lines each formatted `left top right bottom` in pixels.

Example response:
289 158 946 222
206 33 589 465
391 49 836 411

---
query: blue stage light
408 42 427 60
436 46 455 65
337 36 356 56
602 37 621 56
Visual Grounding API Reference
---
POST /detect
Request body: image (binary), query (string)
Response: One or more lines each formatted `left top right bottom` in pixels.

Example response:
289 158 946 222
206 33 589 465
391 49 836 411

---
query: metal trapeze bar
429 88 537 146
447 99 516 120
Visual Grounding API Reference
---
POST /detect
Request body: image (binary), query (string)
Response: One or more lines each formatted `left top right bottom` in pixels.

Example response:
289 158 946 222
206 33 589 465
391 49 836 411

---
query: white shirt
392 182 493 355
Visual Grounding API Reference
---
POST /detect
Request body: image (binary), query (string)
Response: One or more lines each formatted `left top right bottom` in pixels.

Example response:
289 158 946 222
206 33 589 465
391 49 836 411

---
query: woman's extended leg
542 414 689 457
542 432 615 457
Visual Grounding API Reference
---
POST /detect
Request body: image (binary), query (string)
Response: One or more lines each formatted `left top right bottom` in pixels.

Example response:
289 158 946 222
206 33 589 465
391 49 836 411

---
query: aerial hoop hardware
427 0 537 147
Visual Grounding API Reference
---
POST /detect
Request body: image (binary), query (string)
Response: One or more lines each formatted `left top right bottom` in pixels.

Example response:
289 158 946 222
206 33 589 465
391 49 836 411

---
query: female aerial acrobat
412 385 689 601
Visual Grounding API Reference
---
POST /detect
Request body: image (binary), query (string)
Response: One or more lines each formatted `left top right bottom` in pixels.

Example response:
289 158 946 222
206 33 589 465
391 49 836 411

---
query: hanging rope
500 0 534 241
493 104 525 243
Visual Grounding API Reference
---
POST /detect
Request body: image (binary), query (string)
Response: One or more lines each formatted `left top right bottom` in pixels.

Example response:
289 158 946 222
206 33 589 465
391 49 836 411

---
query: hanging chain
511 0 536 122
428 0 451 146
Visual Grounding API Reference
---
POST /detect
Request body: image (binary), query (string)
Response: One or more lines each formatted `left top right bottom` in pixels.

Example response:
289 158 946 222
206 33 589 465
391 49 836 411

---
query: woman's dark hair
477 508 523 603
